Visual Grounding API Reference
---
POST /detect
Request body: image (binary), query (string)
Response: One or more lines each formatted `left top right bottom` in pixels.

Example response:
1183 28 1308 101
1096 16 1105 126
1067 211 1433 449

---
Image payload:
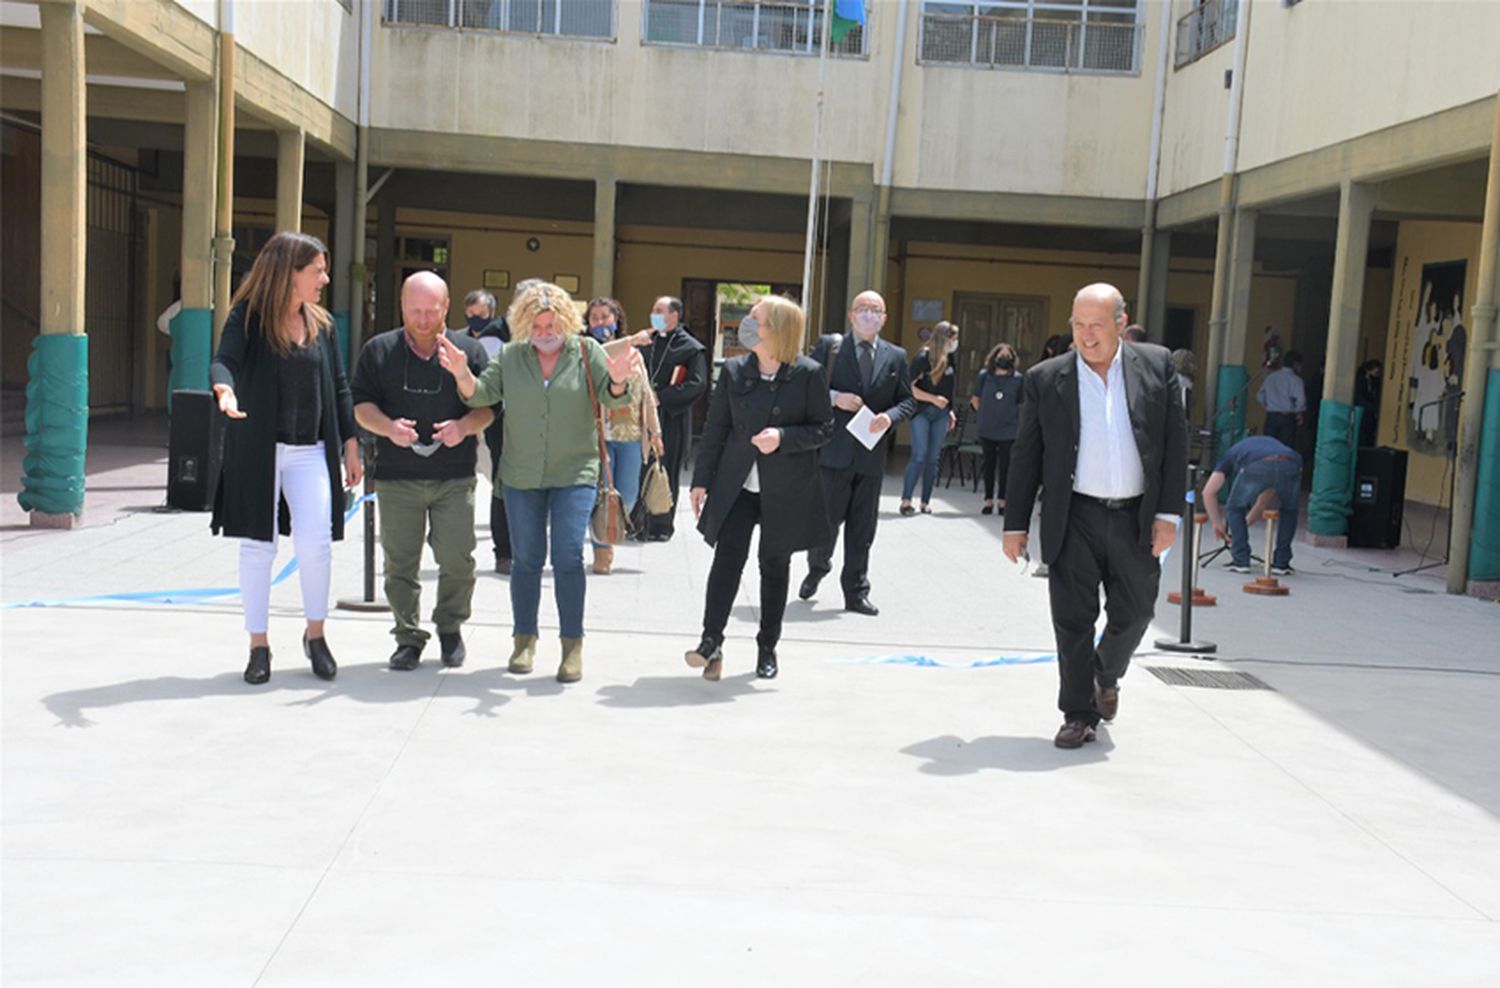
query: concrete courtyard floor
3 429 1499 985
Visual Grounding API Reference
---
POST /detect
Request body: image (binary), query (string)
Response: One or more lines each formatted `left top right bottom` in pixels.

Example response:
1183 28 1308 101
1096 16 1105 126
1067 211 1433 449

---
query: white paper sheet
846 405 889 451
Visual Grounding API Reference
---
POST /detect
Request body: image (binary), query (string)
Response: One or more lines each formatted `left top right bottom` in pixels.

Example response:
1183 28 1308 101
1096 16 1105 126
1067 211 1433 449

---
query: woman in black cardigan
686 296 833 680
210 232 360 685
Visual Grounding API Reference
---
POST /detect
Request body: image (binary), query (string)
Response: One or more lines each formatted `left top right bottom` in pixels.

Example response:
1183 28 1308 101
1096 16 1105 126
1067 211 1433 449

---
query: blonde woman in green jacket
437 282 638 682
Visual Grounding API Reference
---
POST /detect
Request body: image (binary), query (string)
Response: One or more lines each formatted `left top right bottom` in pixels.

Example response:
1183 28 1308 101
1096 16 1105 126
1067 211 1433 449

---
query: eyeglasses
854 307 885 317
402 347 444 396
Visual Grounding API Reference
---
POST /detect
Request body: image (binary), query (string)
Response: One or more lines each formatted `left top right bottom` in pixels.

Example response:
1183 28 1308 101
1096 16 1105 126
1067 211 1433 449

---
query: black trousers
980 439 1014 502
645 412 691 539
487 412 511 560
1264 412 1298 451
1048 495 1161 726
805 466 880 599
701 491 789 650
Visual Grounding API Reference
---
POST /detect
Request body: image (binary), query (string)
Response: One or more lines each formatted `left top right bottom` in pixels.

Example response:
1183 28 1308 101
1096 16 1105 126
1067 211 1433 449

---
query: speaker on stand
166 389 224 511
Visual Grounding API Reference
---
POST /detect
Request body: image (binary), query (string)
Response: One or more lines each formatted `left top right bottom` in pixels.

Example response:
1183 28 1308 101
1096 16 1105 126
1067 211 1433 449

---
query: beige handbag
581 353 630 545
639 452 674 516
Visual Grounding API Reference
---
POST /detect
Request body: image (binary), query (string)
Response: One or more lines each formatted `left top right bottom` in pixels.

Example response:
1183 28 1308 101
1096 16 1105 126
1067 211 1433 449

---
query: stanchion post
338 435 389 612
1156 463 1217 655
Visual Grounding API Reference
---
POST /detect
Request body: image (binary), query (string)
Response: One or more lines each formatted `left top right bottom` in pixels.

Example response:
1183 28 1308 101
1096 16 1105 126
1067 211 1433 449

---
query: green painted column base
334 311 351 371
1212 363 1248 464
1468 368 1500 584
168 307 213 410
1308 399 1364 537
19 333 89 517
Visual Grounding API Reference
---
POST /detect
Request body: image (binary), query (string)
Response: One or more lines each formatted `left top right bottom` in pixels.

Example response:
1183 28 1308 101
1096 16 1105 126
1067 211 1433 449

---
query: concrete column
276 127 305 234
1307 179 1374 542
1201 174 1237 437
1225 209 1257 364
847 193 873 301
172 79 217 401
24 1 89 526
1449 89 1500 596
331 159 356 366
375 197 396 336
1144 229 1172 341
591 177 616 300
869 185 893 297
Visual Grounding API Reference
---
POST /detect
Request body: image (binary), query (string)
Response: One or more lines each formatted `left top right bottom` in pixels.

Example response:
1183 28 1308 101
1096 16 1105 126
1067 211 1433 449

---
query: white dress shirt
1074 348 1146 500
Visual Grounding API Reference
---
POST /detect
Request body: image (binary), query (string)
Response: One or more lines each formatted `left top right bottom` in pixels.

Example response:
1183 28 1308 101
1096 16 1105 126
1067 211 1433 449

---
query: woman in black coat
685 296 833 680
210 232 360 685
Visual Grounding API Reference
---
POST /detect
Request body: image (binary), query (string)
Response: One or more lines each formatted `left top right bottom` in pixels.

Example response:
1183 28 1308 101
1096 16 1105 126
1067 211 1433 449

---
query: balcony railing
643 0 868 57
1174 0 1236 68
920 3 1141 74
383 0 615 39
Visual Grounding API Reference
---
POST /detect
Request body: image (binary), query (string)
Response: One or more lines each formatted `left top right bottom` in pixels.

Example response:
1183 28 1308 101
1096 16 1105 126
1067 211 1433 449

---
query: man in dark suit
1003 283 1188 749
799 290 917 616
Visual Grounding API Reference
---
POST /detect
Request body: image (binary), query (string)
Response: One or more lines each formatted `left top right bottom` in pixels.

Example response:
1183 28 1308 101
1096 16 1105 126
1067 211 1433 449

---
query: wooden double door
951 293 1050 381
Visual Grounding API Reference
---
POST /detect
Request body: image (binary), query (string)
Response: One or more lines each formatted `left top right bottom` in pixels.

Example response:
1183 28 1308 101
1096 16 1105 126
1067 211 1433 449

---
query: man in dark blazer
799 290 917 616
1003 283 1188 749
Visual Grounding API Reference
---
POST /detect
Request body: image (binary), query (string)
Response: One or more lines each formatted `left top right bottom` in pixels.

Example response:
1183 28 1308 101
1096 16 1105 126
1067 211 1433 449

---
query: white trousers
239 442 332 634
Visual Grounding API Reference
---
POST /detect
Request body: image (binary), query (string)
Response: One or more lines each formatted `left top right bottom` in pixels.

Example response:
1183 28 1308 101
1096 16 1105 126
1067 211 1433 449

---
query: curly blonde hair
507 282 583 341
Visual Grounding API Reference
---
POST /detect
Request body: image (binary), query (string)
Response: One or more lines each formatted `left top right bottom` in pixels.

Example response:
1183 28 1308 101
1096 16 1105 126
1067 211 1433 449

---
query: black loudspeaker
1349 446 1407 549
167 389 224 511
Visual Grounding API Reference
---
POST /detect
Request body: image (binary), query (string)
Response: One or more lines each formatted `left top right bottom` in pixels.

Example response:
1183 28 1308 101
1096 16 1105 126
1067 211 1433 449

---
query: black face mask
996 356 1015 371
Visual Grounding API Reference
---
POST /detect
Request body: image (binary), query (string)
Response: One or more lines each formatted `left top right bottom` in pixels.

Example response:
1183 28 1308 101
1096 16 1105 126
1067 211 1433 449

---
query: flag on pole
830 0 866 45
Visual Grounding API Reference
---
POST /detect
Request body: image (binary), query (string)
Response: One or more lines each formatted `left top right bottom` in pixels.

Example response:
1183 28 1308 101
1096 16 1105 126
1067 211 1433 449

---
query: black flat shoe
388 644 422 671
981 502 994 515
244 646 271 685
303 634 337 681
845 595 880 617
755 647 778 679
439 631 466 668
798 575 821 600
899 503 915 516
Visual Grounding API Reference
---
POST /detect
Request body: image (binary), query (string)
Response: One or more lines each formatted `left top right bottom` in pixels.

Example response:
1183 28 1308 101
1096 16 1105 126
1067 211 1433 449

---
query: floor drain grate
1144 667 1273 691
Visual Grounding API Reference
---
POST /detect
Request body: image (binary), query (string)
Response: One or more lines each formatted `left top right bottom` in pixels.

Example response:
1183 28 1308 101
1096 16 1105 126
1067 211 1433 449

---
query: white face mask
531 334 564 355
945 340 958 355
852 310 882 340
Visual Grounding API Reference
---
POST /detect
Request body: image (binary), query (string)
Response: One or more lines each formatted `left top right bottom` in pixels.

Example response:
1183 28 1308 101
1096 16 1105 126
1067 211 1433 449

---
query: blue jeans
902 405 950 502
594 440 643 548
1226 458 1301 568
503 483 595 638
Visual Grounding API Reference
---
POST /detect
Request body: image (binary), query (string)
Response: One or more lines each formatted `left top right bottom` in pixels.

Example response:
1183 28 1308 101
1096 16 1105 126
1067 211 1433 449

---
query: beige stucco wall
1236 0 1500 175
232 0 360 121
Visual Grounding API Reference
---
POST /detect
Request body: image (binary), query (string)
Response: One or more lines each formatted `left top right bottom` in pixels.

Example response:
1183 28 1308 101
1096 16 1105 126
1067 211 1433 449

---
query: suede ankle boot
508 634 537 674
557 637 583 683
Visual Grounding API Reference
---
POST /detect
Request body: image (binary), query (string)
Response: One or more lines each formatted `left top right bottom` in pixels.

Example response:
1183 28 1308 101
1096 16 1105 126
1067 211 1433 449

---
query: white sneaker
1226 563 1252 574
1270 565 1295 577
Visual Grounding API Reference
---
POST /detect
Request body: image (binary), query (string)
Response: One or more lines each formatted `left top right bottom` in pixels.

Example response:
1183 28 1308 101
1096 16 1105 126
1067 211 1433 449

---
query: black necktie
859 340 874 390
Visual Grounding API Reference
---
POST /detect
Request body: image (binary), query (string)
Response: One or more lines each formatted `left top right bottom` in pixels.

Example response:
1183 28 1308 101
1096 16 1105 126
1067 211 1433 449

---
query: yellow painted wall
1381 219 1483 506
615 226 808 332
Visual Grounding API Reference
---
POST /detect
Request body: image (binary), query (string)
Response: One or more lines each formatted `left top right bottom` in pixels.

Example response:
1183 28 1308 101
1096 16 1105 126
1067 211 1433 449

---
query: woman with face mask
437 283 641 684
582 297 664 574
900 321 960 515
970 343 1024 515
685 297 834 681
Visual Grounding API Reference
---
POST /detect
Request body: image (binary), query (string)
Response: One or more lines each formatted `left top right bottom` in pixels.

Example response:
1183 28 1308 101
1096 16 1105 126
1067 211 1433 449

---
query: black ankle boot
755 646 778 679
304 634 337 681
244 646 271 685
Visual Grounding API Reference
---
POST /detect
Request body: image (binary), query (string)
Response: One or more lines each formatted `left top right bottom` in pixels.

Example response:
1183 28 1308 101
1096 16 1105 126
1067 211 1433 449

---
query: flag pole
801 0 835 340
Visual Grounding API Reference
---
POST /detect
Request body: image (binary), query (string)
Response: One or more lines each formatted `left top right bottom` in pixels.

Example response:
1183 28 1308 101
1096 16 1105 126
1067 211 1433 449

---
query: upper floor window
383 0 616 40
920 0 1141 74
1175 0 1236 67
643 0 868 57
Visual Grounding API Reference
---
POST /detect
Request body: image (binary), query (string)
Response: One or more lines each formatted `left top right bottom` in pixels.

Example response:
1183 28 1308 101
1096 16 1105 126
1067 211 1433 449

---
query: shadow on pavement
39 661 539 727
595 672 773 708
900 732 1114 774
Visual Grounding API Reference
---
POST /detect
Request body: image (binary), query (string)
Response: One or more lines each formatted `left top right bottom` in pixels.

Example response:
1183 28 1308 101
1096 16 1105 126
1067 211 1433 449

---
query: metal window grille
643 0 868 57
1174 0 1236 67
383 0 616 39
919 1 1140 74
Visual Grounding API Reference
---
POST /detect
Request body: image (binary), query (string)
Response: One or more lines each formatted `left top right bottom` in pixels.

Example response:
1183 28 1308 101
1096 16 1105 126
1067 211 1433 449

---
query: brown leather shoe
1054 720 1096 749
1096 684 1120 722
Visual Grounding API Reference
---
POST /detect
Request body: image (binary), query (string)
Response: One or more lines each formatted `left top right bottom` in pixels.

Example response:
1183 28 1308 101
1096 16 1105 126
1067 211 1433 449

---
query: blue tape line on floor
4 493 374 609
830 653 1057 668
